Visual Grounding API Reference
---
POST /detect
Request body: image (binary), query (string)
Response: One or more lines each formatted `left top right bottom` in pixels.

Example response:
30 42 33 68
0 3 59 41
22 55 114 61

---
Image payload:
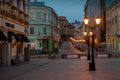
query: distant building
77 22 85 39
65 23 75 40
58 16 69 41
0 0 29 66
73 20 82 29
28 1 58 56
72 20 83 39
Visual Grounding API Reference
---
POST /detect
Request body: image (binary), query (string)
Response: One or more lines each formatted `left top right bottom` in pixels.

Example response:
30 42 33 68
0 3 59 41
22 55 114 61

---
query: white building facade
28 2 58 56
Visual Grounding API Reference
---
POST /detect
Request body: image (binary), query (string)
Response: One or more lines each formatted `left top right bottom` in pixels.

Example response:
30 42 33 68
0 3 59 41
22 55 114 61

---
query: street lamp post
84 31 90 60
84 16 101 71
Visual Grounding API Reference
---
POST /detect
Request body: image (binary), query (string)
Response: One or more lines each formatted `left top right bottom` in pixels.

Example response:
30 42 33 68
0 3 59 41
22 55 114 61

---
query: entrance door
42 39 48 54
17 42 21 59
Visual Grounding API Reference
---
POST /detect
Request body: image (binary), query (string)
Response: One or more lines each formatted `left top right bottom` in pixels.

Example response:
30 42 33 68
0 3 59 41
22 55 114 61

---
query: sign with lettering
5 22 14 28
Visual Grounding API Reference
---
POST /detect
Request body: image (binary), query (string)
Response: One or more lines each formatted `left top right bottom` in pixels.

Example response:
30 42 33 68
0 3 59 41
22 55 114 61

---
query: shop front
8 31 29 65
42 36 54 56
0 30 8 65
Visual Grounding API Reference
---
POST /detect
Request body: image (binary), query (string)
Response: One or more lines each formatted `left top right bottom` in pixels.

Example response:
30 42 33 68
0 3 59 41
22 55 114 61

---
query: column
2 42 11 66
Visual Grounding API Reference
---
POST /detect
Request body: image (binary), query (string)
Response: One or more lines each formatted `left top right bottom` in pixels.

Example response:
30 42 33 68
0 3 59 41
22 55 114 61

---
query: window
20 0 23 11
48 13 50 21
39 43 41 48
13 0 17 7
30 27 34 34
5 22 14 28
112 18 114 24
6 0 10 2
36 12 42 21
43 13 47 21
25 5 28 14
25 27 27 33
44 27 47 34
115 15 118 23
29 12 34 20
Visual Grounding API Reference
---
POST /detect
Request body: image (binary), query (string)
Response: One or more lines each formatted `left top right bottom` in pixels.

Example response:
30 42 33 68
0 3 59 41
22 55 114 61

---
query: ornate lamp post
84 31 92 60
84 16 101 71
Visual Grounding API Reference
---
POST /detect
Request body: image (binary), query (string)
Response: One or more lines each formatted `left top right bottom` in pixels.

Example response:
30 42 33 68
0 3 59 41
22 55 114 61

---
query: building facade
106 0 115 7
58 16 69 41
28 2 58 56
106 0 120 53
0 0 29 66
84 0 106 45
65 23 75 40
77 22 85 39
73 20 82 39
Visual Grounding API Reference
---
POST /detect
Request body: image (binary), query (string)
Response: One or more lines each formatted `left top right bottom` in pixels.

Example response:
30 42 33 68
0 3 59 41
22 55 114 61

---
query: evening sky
35 0 87 22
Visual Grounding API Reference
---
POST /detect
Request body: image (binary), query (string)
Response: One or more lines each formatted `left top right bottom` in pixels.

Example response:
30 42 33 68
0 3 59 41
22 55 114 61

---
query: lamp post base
89 62 96 71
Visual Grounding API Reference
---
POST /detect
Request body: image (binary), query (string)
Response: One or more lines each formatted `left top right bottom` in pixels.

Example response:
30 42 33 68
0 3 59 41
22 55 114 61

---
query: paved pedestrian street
0 58 120 80
0 41 120 80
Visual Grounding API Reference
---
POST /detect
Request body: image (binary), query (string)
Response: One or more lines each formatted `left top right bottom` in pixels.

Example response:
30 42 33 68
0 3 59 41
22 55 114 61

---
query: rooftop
28 2 45 6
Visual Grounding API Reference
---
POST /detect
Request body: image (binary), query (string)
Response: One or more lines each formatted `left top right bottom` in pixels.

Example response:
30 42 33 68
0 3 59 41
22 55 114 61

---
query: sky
32 0 87 23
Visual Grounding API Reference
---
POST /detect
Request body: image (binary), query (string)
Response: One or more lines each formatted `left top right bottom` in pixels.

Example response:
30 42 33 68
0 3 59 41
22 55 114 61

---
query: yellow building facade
106 1 120 53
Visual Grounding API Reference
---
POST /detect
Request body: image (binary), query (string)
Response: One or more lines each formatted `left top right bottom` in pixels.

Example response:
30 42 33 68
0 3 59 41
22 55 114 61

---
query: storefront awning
8 31 19 42
17 34 29 42
0 30 7 41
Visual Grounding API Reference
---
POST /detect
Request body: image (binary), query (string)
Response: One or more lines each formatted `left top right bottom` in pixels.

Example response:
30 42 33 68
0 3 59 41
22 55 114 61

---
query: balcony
11 7 29 25
0 1 29 26
3 5 12 18
22 16 29 25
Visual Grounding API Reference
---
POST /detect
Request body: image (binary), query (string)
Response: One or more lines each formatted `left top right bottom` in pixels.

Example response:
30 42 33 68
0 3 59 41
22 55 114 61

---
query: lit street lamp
84 31 92 60
84 16 101 71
